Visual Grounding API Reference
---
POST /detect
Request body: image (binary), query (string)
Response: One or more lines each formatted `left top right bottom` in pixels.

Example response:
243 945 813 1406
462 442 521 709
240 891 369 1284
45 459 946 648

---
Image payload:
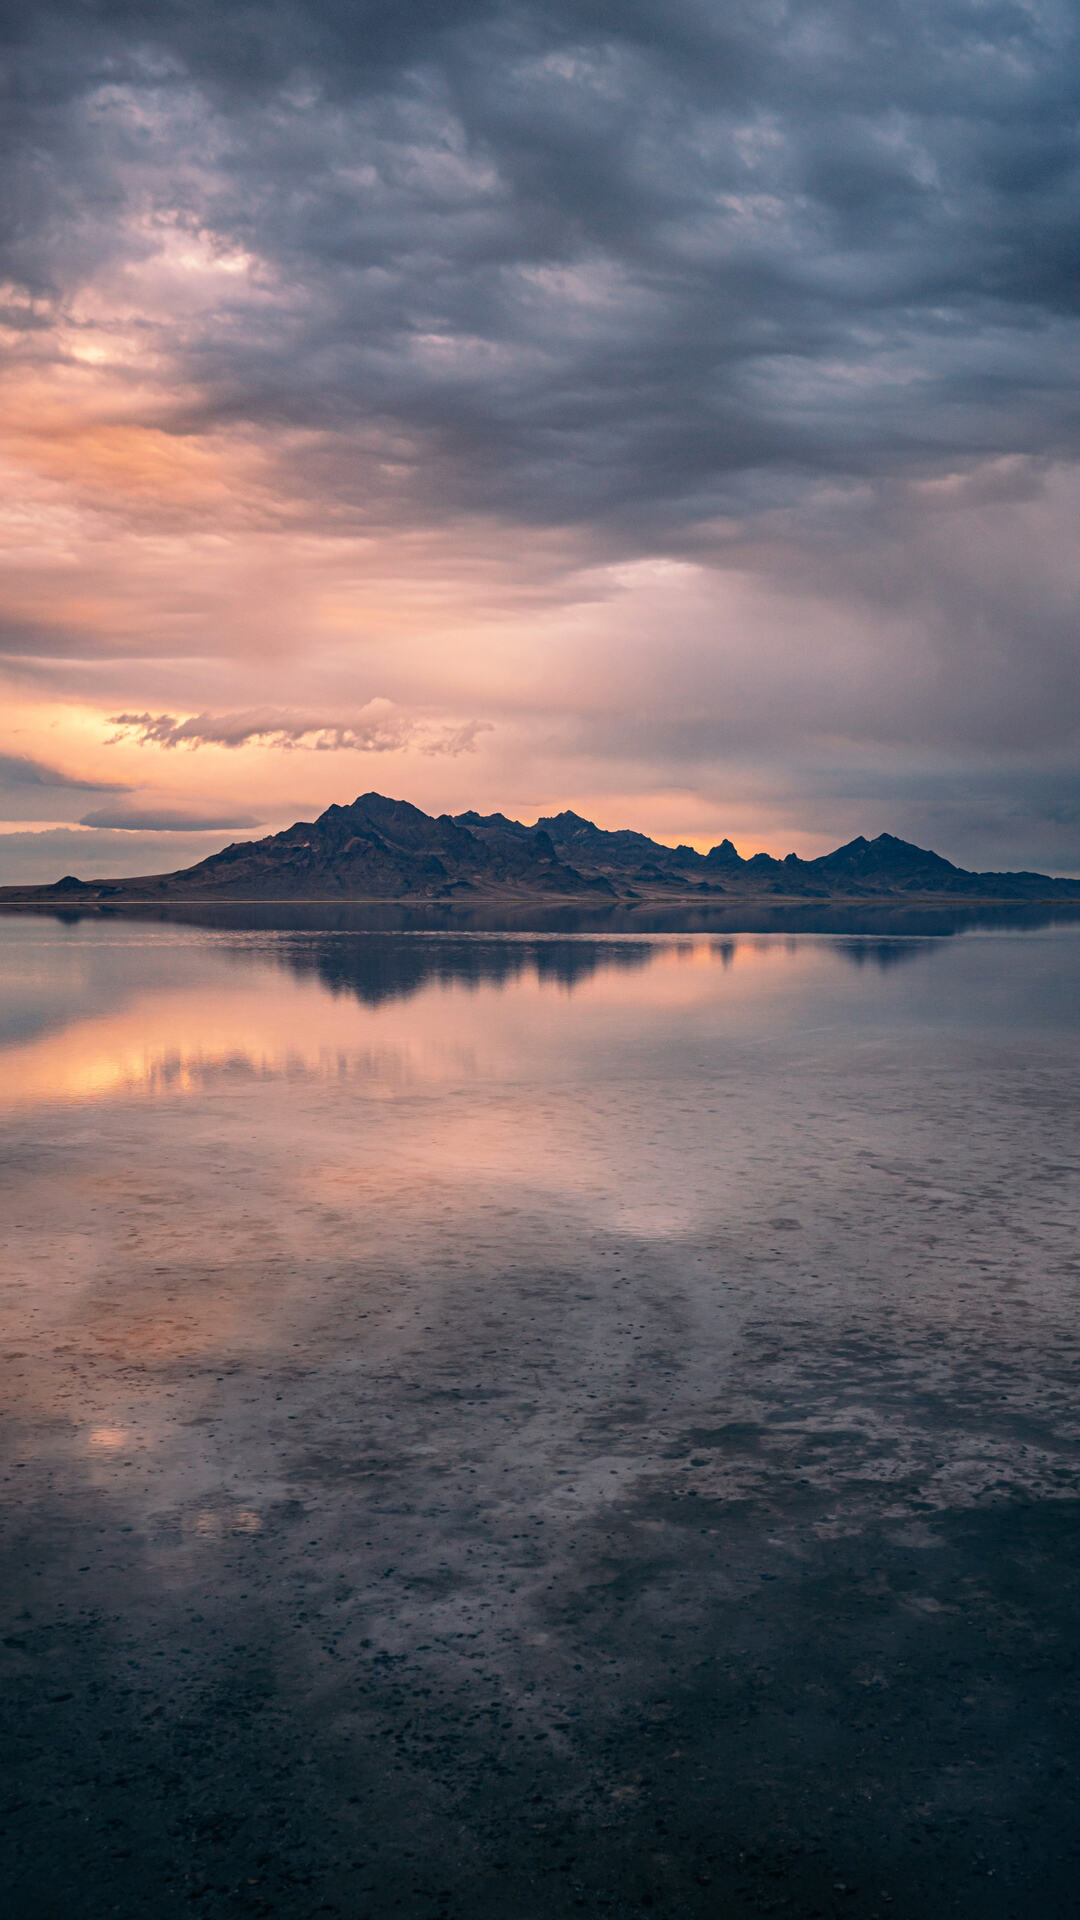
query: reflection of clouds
606 1200 698 1241
0 1034 438 1106
0 936 729 1107
182 1507 262 1537
2 914 1076 1603
0 927 963 1114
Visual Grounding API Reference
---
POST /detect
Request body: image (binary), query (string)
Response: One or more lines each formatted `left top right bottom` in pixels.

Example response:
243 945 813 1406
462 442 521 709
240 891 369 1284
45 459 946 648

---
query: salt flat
2 914 1079 1918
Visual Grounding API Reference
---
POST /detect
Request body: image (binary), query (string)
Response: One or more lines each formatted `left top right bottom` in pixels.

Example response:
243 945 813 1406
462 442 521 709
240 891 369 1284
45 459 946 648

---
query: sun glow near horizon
2 0 1080 880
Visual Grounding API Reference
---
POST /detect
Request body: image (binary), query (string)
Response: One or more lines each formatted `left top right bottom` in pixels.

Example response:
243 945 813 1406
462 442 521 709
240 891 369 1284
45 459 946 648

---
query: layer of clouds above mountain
1 0 1078 879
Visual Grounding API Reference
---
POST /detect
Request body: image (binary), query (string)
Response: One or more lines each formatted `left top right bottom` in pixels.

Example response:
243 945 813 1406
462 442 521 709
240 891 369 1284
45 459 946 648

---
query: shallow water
2 913 1080 1917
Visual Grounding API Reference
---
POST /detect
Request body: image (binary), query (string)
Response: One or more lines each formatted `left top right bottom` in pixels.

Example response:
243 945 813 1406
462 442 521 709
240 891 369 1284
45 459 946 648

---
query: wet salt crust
1 912 1079 1918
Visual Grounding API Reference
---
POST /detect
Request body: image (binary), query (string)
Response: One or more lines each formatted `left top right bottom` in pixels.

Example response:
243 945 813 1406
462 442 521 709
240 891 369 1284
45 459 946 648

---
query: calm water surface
2 914 1080 1918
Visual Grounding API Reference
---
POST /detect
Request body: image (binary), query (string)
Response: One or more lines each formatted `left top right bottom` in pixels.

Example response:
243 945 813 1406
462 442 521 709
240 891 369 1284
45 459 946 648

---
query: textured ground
1 922 1079 1918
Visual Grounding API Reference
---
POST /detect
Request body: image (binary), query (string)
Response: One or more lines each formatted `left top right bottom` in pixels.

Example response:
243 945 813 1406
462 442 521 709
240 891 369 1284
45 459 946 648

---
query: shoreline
4 888 1080 910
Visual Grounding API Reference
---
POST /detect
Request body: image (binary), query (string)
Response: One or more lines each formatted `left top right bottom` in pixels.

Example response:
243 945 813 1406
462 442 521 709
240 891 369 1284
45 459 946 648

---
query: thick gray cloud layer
6 0 1078 520
2 0 1080 866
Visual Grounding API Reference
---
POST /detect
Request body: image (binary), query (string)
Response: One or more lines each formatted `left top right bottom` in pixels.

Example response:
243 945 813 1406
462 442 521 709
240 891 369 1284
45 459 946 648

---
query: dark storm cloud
3 0 1080 865
4 0 1078 525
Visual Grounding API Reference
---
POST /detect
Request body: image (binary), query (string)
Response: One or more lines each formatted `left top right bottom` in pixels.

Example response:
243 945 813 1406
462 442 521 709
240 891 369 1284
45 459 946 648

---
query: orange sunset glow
4 11 1080 1916
2 1 1079 885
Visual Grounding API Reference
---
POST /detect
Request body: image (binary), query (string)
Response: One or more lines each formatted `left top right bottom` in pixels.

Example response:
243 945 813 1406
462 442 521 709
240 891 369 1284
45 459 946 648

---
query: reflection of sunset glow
0 923 869 1409
183 1509 263 1537
0 917 965 1545
0 1003 430 1107
0 937 836 1110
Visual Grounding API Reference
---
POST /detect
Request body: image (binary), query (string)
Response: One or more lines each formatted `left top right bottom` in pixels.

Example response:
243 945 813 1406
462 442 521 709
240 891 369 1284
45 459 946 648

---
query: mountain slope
23 794 615 903
3 794 1080 903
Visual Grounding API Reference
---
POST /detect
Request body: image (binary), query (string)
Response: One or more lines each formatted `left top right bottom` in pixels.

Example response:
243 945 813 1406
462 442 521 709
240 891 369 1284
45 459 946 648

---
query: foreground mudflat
1 918 1079 1918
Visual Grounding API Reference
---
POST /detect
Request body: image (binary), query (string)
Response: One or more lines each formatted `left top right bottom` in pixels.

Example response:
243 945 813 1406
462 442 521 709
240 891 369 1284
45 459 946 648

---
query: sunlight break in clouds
2 0 1080 880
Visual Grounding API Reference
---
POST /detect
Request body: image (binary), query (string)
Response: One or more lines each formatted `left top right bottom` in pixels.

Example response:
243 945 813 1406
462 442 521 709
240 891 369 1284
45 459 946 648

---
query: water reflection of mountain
9 896 1080 1029
271 935 657 1007
262 930 949 1009
836 938 931 970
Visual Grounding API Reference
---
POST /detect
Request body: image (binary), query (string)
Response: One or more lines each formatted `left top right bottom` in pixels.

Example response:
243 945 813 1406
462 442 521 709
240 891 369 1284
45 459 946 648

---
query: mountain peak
7 791 1078 905
332 792 429 823
812 832 959 877
538 809 595 830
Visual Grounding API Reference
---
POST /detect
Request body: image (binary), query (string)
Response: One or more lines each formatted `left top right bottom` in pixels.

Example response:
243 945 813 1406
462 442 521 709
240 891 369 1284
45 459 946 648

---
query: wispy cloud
0 752 128 794
0 826 260 887
105 705 494 756
79 803 264 831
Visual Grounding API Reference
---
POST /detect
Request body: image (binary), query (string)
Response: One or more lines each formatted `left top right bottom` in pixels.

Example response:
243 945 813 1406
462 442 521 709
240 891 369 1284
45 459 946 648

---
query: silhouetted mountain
2 795 1079 905
459 811 1080 901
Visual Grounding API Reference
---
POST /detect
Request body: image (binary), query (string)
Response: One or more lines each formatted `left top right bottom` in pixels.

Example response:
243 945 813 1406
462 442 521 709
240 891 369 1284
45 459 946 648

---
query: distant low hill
3 792 1079 905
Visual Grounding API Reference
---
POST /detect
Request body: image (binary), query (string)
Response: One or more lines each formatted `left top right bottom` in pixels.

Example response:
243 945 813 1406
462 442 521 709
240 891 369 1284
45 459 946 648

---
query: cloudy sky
2 0 1079 882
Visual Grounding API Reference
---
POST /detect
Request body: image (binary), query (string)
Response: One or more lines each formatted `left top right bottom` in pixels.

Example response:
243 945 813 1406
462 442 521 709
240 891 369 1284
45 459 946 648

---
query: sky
2 0 1079 883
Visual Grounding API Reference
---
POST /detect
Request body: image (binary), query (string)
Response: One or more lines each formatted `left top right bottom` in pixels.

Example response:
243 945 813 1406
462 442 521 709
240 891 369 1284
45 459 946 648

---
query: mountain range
3 792 1079 904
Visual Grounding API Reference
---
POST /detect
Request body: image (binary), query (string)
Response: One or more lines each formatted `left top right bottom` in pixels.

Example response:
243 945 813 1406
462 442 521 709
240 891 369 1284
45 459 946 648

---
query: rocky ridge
4 792 1080 904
